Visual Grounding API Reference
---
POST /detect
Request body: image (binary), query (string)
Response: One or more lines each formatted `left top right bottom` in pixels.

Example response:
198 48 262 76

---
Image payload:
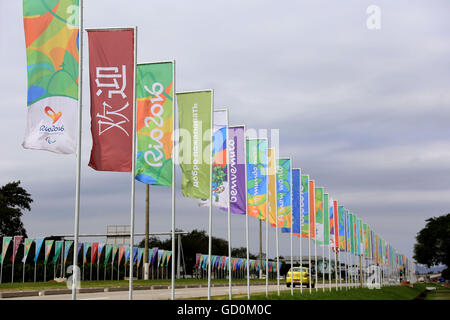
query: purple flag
228 126 246 214
151 248 158 266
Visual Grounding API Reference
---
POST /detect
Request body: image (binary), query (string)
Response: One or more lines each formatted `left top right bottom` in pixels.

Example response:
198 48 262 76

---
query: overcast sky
1 0 449 262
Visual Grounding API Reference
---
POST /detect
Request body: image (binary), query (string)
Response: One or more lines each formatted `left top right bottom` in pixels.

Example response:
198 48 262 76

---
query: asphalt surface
6 282 351 300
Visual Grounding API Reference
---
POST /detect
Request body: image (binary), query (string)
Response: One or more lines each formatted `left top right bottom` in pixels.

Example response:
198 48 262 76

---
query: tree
0 181 33 238
414 213 450 279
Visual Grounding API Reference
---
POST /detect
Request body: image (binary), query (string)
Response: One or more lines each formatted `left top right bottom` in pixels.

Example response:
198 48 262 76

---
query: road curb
0 282 274 299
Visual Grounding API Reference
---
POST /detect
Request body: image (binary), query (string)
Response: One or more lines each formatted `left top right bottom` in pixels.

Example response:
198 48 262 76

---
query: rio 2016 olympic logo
367 265 381 289
66 265 81 290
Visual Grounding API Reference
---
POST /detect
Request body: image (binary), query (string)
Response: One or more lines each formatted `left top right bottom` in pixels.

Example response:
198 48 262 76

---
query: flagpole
128 25 138 301
244 128 250 300
308 189 311 294
289 161 293 296
72 0 83 301
171 59 177 301
207 90 214 300
275 184 280 296
225 111 232 300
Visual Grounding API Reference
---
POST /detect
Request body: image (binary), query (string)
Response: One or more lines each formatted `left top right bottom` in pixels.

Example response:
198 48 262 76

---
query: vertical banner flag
151 248 158 266
87 28 135 171
124 247 130 264
267 148 277 226
300 175 309 238
112 245 119 264
228 126 246 214
315 187 325 245
329 197 335 247
277 158 292 229
77 242 83 258
91 242 99 264
104 245 112 265
136 61 174 185
281 169 301 235
177 90 213 199
11 236 23 262
323 193 329 246
83 242 91 263
98 243 105 260
64 240 73 264
22 0 79 154
200 110 228 209
309 180 316 239
44 240 54 264
52 241 63 265
338 206 346 251
346 210 351 253
246 139 268 220
333 200 339 249
1 237 12 264
22 238 34 263
133 247 138 263
34 238 44 263
137 248 144 267
363 224 369 258
118 246 125 265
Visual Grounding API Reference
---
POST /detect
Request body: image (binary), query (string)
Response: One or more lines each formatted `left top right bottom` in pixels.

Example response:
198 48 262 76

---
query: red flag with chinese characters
10 236 23 263
87 28 135 172
91 242 99 264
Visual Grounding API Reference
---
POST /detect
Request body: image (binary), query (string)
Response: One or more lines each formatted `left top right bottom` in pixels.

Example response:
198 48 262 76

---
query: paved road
7 282 352 300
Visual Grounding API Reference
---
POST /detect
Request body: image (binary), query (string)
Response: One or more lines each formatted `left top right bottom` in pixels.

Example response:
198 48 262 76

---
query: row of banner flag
18 0 411 296
194 254 282 273
0 237 172 270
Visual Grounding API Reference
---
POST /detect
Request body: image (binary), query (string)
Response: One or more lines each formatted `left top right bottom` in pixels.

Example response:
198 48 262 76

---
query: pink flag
10 236 23 263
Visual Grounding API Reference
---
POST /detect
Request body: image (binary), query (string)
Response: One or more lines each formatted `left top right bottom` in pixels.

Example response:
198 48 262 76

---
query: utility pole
144 185 150 280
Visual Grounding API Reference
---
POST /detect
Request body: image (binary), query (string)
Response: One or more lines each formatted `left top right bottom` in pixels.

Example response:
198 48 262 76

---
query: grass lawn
210 283 429 300
425 284 450 300
0 278 276 292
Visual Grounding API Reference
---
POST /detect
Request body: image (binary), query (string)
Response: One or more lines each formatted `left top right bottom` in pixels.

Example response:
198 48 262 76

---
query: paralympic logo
45 137 56 144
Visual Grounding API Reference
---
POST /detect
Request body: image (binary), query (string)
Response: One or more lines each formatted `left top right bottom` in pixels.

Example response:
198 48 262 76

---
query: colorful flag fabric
346 210 351 252
177 90 213 199
157 250 164 268
44 240 54 264
22 0 79 154
34 238 44 263
329 197 335 247
246 139 268 220
277 158 292 229
63 241 73 264
136 61 174 185
338 206 346 251
200 110 228 209
309 180 316 239
118 246 125 265
98 243 105 261
11 236 23 263
228 126 247 214
300 175 309 238
112 245 119 264
124 247 130 264
91 242 99 264
22 238 34 263
322 193 329 246
87 28 135 172
267 149 277 226
52 240 63 265
282 168 300 233
104 245 112 265
1 237 12 264
151 248 158 266
77 242 83 259
137 248 144 267
83 242 91 264
314 187 325 245
333 200 339 249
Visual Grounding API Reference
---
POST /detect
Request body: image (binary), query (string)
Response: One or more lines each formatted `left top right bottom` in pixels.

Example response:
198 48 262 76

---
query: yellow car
286 267 315 288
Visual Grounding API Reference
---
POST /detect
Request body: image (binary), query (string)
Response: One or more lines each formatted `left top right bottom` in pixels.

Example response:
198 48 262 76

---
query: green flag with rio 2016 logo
177 90 212 199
